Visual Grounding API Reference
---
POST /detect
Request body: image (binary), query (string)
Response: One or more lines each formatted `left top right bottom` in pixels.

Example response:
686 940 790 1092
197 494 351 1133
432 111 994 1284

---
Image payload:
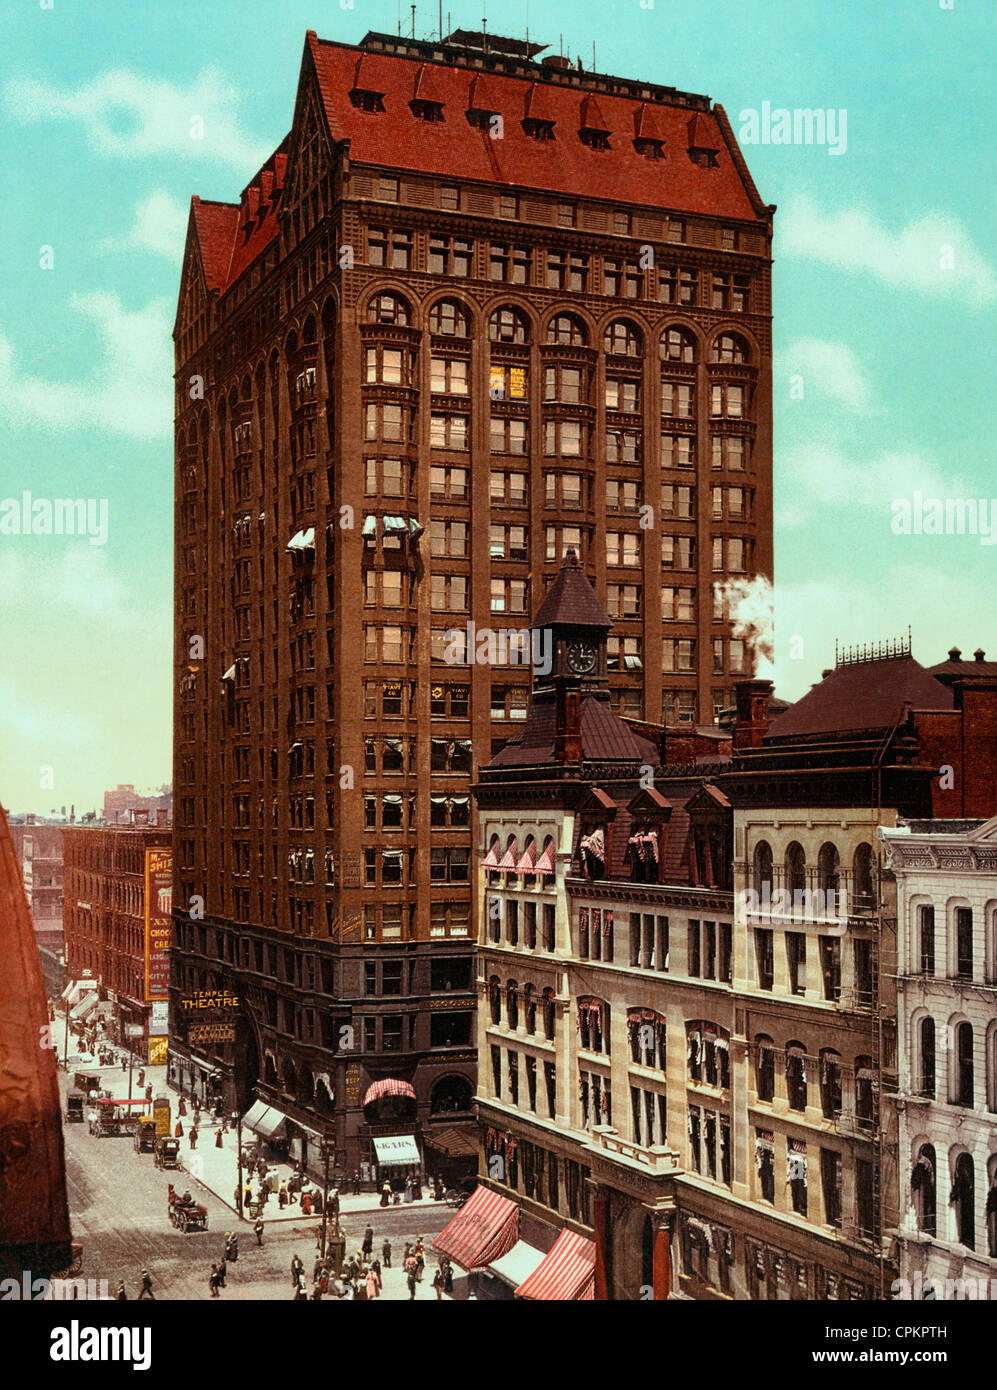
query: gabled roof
687 111 719 152
486 696 656 769
306 32 766 219
579 93 610 134
633 101 668 143
190 199 240 293
186 141 288 298
532 551 612 631
766 657 953 742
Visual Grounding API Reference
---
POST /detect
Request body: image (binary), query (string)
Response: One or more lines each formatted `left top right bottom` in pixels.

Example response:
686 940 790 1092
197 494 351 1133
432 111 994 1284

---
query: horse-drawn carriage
154 1135 182 1169
89 1097 149 1137
167 1183 208 1233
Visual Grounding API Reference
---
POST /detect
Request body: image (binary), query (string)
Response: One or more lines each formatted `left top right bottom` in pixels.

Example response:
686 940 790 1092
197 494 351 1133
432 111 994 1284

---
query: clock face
566 640 596 674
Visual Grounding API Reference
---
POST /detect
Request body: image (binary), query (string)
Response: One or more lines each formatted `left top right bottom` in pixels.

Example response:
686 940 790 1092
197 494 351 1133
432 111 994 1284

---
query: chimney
974 648 986 663
948 647 962 662
733 678 774 750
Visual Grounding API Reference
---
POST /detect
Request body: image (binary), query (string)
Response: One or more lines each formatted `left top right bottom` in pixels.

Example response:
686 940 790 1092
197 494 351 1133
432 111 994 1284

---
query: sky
0 0 994 815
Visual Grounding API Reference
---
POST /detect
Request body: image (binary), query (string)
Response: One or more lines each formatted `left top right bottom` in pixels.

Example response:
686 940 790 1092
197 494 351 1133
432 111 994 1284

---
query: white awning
286 528 315 552
222 665 236 682
70 992 99 1022
488 1240 545 1288
243 1100 288 1140
362 515 378 536
372 1134 421 1167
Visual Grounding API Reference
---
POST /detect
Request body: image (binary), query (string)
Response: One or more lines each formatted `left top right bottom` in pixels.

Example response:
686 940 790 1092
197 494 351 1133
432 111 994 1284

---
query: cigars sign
144 848 172 1002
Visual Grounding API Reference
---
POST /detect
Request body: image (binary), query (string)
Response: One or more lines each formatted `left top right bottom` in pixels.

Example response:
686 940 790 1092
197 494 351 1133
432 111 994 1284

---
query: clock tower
530 549 613 762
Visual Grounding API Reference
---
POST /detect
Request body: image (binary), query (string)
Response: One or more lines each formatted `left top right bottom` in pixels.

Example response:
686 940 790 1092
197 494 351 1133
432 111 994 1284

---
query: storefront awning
488 1240 545 1289
286 527 315 552
423 1127 479 1158
515 1229 596 1300
62 980 92 1007
535 841 556 875
70 992 99 1022
372 1134 421 1167
242 1100 287 1140
363 1078 416 1107
433 1185 519 1270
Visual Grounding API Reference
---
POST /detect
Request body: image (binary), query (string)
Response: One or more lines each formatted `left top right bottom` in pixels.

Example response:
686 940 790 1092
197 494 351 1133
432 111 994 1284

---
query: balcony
583 1125 681 1177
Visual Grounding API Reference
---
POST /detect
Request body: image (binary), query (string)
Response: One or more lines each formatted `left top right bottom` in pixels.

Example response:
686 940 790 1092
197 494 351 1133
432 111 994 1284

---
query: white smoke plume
715 576 775 680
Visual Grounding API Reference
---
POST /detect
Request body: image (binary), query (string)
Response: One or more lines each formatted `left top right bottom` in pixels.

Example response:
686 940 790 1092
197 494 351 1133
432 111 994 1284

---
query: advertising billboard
144 847 172 1002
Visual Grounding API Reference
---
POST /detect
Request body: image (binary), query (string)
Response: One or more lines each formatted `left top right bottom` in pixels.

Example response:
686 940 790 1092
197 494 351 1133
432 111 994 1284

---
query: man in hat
254 1216 265 1246
138 1269 154 1300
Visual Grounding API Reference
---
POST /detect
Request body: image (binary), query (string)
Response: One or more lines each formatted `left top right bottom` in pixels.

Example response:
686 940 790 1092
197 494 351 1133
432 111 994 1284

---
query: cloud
776 338 872 411
780 196 997 304
772 565 981 701
5 67 271 171
123 190 189 260
776 441 965 525
0 292 172 440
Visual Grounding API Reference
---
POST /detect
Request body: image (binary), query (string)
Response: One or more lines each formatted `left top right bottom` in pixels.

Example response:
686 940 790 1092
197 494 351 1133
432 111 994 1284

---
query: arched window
430 1075 472 1114
523 983 536 1035
264 1052 278 1087
489 306 530 343
429 299 470 337
952 1152 975 1249
546 314 587 346
752 840 773 896
315 1077 334 1117
687 1021 729 1087
786 1042 807 1112
911 1144 936 1236
604 319 642 356
988 1021 997 1113
660 326 697 363
953 905 974 980
627 1008 666 1069
542 986 556 1040
952 1021 974 1107
817 842 840 895
819 1048 842 1119
987 1156 997 1258
506 979 519 1030
917 903 935 974
785 842 806 897
710 332 749 364
912 1015 935 1098
367 291 410 325
754 1034 775 1101
283 1058 297 1095
854 1055 876 1132
852 843 874 908
579 998 609 1054
987 903 997 986
488 975 501 1026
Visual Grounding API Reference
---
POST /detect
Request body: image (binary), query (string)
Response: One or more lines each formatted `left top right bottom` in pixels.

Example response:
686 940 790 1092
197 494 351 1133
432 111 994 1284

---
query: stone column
652 1210 674 1300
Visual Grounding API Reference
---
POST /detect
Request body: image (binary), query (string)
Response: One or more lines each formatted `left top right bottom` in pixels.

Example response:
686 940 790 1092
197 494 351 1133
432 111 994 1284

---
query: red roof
190 199 239 293
188 143 288 296
307 33 764 220
767 657 953 741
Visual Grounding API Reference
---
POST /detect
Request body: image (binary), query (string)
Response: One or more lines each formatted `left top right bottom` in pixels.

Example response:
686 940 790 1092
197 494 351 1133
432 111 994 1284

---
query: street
57 1061 455 1300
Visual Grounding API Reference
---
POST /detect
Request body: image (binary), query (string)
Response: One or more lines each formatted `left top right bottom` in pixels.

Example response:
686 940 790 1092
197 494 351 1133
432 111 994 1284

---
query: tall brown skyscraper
170 27 773 1176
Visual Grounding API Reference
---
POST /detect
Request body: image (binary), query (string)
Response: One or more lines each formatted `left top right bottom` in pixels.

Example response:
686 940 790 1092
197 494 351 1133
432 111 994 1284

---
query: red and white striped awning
363 1078 417 1107
581 827 605 862
433 1185 519 1270
516 1229 596 1300
535 840 556 875
516 839 537 873
497 839 519 871
482 840 500 868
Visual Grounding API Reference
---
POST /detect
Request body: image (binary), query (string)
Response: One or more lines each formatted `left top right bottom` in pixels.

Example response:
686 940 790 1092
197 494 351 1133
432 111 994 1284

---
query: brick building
62 827 173 1056
170 26 773 1176
102 784 172 826
9 823 64 962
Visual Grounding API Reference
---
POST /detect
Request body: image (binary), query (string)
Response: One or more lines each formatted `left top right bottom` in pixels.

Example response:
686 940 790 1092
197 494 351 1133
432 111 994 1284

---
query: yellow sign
149 1035 169 1066
153 1097 172 1136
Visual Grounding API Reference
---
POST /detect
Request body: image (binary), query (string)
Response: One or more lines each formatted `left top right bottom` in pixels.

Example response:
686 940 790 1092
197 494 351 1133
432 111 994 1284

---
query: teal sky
1 0 994 814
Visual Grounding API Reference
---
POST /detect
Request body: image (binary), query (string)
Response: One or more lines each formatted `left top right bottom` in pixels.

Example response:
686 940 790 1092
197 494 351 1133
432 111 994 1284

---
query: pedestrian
291 1254 304 1287
215 1129 223 1149
313 1256 324 1284
434 1176 444 1202
278 1185 288 1209
228 1233 239 1262
361 1225 373 1259
175 1121 183 1138
310 1280 323 1301
209 1264 220 1298
381 1239 392 1269
301 1190 312 1216
353 1169 361 1195
244 1184 253 1209
415 1240 425 1281
189 1127 198 1150
403 1241 412 1264
217 1255 227 1288
121 1057 127 1072
355 1278 368 1302
145 1085 153 1102
406 1268 417 1300
432 1267 445 1300
380 1179 391 1208
443 1259 454 1296
138 1269 154 1300
116 1280 127 1300
138 1069 145 1088
178 1096 187 1116
404 1175 414 1204
254 1217 264 1246
293 1275 307 1302
233 1187 241 1209
366 1267 379 1300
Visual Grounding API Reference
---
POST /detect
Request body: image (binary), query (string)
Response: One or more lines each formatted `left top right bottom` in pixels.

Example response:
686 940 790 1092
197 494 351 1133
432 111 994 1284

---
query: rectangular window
755 928 774 990
821 1149 843 1228
687 920 701 977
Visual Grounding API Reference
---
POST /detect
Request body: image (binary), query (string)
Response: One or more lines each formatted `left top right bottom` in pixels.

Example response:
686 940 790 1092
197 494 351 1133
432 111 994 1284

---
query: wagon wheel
68 1250 83 1277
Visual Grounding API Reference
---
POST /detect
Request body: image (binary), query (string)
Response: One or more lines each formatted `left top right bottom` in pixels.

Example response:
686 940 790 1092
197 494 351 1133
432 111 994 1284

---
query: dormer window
522 117 555 141
350 88 385 112
688 147 719 168
633 137 665 159
580 128 610 150
687 115 719 167
411 98 444 122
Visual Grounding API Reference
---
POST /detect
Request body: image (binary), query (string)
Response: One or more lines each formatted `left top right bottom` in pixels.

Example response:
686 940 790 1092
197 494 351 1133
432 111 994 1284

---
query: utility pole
237 1117 244 1221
